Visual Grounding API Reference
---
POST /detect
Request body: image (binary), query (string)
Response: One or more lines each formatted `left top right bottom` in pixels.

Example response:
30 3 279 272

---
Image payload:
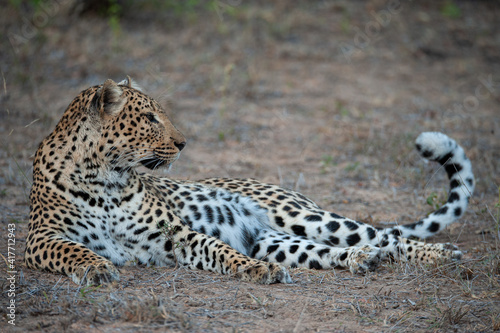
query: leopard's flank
25 77 475 285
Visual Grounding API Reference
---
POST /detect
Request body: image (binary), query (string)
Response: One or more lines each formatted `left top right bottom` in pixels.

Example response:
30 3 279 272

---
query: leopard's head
93 77 186 170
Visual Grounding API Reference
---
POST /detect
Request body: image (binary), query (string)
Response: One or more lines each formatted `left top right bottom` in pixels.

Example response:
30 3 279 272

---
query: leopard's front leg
165 224 292 284
25 231 120 286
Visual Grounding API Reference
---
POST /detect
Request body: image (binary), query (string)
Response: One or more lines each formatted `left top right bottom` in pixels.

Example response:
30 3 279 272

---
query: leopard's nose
174 141 186 151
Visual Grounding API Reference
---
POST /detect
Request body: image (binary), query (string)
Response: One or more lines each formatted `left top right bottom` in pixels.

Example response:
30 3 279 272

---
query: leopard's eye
145 112 159 124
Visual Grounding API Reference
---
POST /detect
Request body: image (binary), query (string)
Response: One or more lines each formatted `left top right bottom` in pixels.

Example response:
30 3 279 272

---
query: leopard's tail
385 132 475 239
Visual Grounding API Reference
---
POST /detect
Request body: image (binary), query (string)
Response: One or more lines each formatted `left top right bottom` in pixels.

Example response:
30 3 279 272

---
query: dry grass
2 254 499 332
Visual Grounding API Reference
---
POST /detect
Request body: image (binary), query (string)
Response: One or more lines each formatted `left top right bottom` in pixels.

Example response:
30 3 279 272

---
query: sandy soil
1 1 499 332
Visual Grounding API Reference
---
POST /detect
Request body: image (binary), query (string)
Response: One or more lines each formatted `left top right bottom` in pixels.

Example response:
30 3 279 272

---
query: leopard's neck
32 135 135 196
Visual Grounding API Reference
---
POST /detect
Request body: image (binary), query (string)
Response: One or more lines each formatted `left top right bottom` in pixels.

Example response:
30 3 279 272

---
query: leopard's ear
95 79 126 117
118 75 142 91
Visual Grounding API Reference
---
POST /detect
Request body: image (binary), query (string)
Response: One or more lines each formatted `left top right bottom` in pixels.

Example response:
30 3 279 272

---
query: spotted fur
25 78 475 286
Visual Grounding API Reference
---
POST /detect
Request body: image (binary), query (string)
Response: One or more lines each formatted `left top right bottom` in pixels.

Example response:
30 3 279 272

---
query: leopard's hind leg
250 229 381 273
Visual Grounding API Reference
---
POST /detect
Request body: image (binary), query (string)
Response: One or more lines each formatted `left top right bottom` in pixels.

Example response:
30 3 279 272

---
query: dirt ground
1 1 499 332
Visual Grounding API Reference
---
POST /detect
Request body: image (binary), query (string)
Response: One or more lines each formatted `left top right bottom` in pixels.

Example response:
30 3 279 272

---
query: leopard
24 77 475 286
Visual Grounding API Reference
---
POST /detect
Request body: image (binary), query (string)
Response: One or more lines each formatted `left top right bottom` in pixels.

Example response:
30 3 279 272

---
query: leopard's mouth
140 156 169 169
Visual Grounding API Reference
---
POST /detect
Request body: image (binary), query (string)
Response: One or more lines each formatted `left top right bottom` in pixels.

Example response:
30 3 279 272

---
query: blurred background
1 0 499 235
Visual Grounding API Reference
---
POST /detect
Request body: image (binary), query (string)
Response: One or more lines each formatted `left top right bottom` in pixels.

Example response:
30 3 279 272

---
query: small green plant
41 290 57 306
336 101 350 117
9 218 26 224
426 192 439 209
108 2 121 36
9 0 42 10
320 155 336 174
321 155 334 166
345 161 360 173
426 190 447 211
157 221 185 269
218 131 225 141
340 11 351 33
79 285 101 301
441 1 461 19
210 0 239 23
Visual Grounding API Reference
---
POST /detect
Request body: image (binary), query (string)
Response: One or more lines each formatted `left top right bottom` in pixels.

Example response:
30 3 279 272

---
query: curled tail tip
415 132 457 161
390 132 474 240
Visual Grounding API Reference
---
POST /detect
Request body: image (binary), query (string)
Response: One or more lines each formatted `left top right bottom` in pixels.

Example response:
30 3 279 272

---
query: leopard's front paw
237 262 292 284
346 245 381 274
73 261 120 286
